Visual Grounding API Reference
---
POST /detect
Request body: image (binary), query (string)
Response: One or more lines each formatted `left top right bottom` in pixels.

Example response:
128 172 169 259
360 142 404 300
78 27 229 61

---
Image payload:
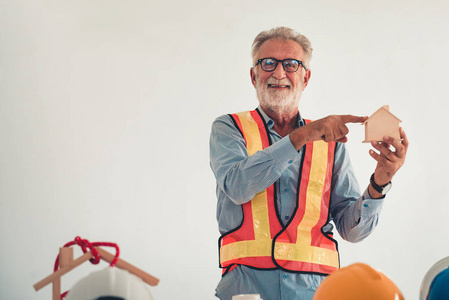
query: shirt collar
257 106 305 129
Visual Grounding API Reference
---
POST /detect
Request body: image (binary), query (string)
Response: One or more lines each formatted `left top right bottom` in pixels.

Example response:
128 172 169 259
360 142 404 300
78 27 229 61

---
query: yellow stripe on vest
235 111 262 156
296 140 328 246
221 239 272 261
235 112 271 241
274 243 339 268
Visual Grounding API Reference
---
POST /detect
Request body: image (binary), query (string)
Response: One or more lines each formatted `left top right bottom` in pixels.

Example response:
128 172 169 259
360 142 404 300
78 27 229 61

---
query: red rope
53 236 120 299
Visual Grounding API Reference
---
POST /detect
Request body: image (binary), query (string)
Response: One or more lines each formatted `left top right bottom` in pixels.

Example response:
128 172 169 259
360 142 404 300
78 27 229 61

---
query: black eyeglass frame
254 58 308 72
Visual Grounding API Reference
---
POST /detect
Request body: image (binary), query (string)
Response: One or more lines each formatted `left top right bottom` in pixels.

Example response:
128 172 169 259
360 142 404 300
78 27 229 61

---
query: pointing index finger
341 115 369 124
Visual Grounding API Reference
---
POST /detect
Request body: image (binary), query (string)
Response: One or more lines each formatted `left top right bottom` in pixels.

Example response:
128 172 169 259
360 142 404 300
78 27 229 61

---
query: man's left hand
369 127 409 187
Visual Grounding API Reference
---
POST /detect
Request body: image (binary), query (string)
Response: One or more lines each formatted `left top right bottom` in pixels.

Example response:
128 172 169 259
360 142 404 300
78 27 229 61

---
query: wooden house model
363 105 401 143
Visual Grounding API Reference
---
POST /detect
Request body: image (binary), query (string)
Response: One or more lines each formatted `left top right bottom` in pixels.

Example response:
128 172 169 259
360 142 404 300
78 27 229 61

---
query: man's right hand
289 115 368 150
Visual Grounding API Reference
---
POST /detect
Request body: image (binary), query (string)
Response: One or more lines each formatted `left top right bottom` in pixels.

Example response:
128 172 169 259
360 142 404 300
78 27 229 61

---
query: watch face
382 183 392 195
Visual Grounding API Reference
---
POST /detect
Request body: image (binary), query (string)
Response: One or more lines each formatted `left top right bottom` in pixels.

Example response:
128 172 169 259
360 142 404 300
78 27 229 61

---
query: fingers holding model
369 127 409 186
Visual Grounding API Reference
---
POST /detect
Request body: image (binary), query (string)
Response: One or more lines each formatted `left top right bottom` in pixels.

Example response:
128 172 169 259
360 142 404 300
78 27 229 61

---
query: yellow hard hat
313 263 404 300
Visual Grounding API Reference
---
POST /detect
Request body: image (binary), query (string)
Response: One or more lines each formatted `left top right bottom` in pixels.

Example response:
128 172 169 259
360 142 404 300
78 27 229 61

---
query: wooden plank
33 251 93 291
95 247 160 286
59 247 74 267
52 279 61 300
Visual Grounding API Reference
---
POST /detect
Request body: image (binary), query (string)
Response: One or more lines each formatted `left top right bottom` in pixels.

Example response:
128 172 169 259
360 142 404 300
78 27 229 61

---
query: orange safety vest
219 109 339 275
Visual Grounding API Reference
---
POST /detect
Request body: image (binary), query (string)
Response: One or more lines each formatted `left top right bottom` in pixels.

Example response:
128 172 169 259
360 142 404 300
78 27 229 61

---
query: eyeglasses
254 58 308 72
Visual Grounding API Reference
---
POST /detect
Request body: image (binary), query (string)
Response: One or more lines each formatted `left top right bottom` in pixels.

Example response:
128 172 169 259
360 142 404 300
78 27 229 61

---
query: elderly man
209 27 408 300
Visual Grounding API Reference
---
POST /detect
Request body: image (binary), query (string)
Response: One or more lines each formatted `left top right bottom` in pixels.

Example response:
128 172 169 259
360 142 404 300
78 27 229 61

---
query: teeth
269 84 289 88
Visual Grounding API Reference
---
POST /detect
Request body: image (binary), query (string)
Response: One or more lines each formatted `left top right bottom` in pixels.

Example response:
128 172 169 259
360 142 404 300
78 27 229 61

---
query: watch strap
370 173 391 194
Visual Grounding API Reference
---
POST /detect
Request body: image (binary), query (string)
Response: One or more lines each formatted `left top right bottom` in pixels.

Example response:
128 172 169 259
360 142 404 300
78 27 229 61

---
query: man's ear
302 69 311 90
250 67 257 88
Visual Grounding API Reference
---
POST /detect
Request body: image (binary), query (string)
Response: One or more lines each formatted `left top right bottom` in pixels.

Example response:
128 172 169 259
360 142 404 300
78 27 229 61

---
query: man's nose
272 63 286 79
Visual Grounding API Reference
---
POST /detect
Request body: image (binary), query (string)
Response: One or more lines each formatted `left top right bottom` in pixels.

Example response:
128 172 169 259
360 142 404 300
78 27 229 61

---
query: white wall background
1 0 448 299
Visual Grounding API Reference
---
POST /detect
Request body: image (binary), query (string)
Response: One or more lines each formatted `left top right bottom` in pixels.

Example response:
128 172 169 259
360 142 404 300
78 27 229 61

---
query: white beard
255 76 303 116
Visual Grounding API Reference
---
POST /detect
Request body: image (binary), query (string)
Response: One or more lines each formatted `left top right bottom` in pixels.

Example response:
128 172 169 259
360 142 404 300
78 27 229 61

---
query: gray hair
251 27 313 69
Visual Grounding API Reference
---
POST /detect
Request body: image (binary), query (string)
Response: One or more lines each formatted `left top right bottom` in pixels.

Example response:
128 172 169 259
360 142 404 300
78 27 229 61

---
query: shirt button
283 274 288 279
285 215 289 220
268 120 274 126
288 160 293 164
284 188 289 193
363 204 369 208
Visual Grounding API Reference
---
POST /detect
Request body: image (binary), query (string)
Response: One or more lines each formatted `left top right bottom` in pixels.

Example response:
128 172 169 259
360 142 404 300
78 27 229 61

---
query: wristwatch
370 173 392 195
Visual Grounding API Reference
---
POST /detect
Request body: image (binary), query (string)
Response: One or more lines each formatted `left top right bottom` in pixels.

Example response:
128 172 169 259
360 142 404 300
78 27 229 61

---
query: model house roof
363 105 402 124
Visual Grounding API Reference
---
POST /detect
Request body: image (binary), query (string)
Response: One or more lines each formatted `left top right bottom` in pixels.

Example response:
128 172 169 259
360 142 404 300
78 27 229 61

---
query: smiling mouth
268 84 290 88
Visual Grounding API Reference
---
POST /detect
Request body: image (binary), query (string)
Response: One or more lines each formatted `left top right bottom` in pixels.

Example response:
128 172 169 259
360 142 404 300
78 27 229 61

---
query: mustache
266 78 292 86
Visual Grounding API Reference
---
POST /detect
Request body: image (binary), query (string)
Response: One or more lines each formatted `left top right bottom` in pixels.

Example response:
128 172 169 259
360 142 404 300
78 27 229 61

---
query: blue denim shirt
209 107 384 300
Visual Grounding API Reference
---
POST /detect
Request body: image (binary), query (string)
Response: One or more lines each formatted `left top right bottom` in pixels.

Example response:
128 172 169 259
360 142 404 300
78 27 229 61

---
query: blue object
428 268 449 300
